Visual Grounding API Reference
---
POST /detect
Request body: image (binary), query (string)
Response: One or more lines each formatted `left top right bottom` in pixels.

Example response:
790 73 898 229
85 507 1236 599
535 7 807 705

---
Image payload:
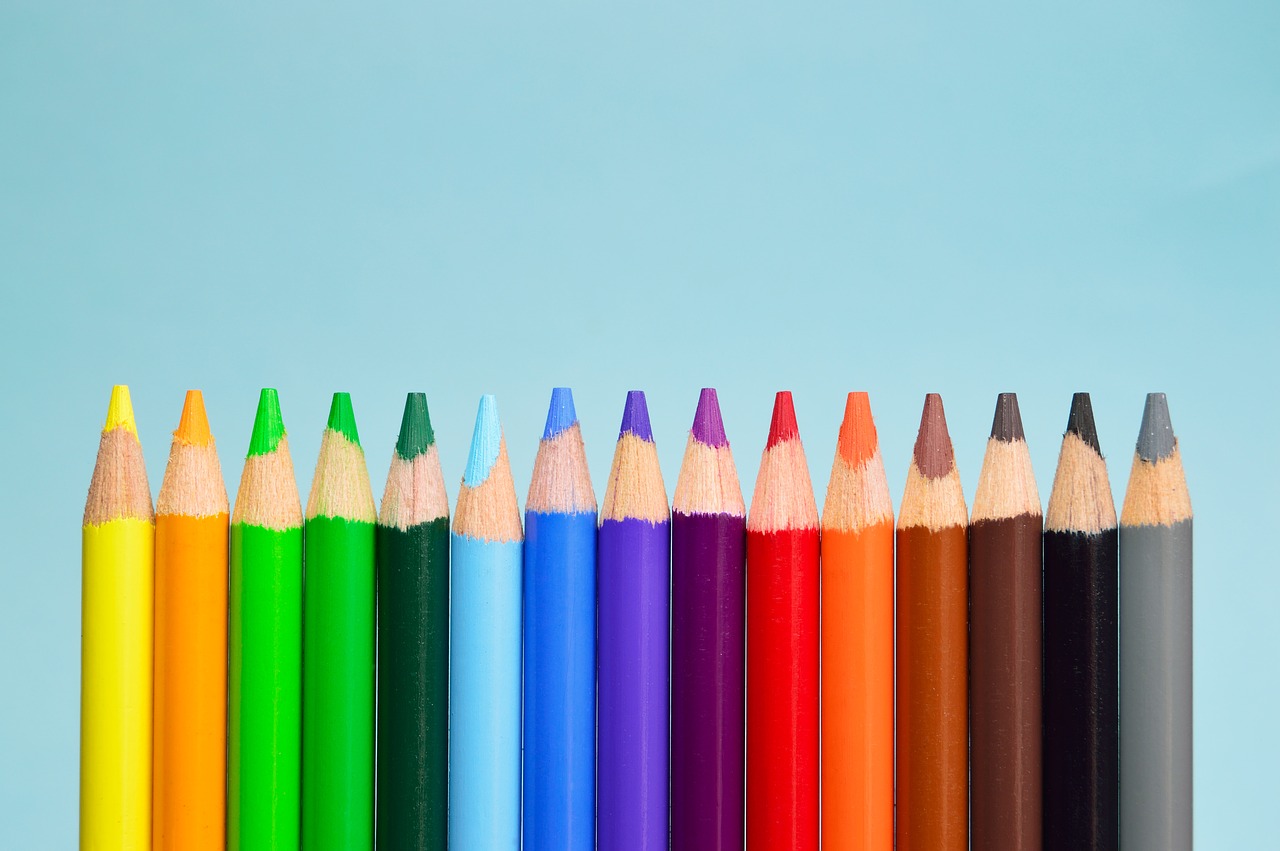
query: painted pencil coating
154 391 230 851
671 390 745 851
1119 394 1193 851
524 388 598 851
820 392 894 851
230 388 303 851
450 395 523 851
1044 393 1118 851
81 386 153 851
377 393 450 851
598 392 670 851
896 394 969 851
746 392 820 851
303 393 377 851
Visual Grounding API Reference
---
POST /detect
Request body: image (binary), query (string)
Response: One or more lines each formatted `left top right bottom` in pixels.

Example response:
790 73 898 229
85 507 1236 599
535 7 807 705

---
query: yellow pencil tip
174 389 213 445
104 385 138 435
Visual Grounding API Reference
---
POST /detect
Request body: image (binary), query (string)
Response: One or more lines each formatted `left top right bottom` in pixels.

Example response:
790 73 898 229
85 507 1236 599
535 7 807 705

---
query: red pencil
746 391 820 850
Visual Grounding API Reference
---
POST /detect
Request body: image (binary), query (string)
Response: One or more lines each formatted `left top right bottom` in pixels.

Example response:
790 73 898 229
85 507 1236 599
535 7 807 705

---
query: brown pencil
896 393 968 851
970 393 1042 851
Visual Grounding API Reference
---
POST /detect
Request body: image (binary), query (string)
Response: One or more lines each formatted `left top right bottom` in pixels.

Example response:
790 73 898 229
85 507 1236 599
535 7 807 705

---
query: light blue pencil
449 395 523 850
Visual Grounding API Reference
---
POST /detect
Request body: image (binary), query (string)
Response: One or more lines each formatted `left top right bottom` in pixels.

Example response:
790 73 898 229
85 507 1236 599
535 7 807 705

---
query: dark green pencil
377 393 450 850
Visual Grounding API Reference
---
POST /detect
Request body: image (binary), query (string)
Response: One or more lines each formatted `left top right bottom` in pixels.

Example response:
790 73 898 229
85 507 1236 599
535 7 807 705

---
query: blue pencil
449 396 523 850
523 387 598 851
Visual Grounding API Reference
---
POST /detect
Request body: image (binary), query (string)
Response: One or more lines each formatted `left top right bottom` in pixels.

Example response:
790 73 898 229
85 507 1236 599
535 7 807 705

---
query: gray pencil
1119 393 1193 851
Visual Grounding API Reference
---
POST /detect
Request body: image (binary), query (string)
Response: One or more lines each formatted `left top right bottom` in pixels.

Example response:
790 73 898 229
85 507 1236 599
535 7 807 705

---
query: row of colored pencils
80 385 1192 851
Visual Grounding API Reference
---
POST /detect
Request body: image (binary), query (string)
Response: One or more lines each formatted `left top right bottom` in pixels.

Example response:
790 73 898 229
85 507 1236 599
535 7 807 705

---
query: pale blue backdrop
2 1 1276 846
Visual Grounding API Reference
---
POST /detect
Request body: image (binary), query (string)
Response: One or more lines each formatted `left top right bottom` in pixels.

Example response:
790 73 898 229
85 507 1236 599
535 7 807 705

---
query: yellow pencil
81 385 154 851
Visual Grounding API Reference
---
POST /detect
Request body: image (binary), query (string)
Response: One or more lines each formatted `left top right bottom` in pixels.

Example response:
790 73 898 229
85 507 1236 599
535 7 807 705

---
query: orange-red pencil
821 392 894 850
153 390 229 851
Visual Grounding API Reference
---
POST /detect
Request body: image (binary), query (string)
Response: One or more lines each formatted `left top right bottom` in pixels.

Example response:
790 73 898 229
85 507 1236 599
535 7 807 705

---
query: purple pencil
598 391 671 851
670 389 747 851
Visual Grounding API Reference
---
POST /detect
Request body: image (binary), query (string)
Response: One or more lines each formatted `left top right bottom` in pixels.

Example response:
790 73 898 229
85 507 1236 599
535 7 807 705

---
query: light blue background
2 1 1276 846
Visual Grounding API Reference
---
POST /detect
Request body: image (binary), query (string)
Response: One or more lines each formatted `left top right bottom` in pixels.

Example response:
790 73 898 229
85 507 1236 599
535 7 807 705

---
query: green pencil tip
395 392 436 459
326 392 361 446
247 388 286 456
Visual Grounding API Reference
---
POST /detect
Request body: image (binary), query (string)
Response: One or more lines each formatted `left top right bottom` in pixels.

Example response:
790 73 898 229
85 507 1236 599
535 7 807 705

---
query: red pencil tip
767 391 800 448
837 392 878 466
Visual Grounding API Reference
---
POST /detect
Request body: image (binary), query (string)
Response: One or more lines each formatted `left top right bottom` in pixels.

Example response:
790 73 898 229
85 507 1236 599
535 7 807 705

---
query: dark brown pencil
970 393 1042 851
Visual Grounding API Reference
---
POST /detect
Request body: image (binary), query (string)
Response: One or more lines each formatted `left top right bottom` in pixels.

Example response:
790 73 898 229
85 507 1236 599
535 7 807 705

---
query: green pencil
303 392 377 851
229 388 303 851
377 393 450 850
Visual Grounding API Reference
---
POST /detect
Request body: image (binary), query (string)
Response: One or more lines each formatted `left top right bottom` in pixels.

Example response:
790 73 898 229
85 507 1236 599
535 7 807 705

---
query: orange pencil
153 390 230 851
820 392 894 850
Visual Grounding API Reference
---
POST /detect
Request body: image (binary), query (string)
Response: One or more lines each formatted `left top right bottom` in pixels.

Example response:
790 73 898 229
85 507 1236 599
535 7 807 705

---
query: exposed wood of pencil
896 393 968 851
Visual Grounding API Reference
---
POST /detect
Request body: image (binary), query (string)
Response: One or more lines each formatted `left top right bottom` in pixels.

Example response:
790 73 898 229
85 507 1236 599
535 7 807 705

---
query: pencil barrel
229 523 302 851
153 513 229 851
523 511 597 851
449 535 523 850
820 523 894 851
302 516 376 851
670 512 746 851
80 520 153 851
597 517 671 851
895 524 968 851
1119 521 1193 851
377 519 449 851
746 528 820 851
1043 528 1118 851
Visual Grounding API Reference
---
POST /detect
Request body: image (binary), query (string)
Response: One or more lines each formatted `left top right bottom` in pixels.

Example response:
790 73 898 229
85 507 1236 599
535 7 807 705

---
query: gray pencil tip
990 393 1025 442
1136 392 1177 461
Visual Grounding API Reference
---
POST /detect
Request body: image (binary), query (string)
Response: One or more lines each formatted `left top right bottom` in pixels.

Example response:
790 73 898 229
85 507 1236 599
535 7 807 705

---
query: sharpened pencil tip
104 385 138 435
619 390 653 441
464 395 502 487
990 393 1025 442
247 388 286 457
837 392 878 466
1136 392 1176 461
913 393 955 478
1065 392 1101 454
767 391 800 448
174 390 213 446
691 388 729 447
543 387 578 439
395 392 435 459
326 392 361 446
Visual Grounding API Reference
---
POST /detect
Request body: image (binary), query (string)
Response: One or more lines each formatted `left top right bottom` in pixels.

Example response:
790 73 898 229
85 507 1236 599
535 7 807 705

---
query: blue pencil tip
619 390 653 441
543 387 578 439
464 394 503 487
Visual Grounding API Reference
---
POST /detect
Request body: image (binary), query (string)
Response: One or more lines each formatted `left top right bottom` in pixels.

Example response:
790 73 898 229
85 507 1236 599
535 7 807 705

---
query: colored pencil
523 387 598 851
598 391 671 851
229 388 303 851
896 393 969 851
1043 392 1118 851
670 388 746 851
1119 393 1193 851
970 393 1043 851
746 390 820 851
450 395 523 850
377 393 450 851
303 392 377 851
820 392 894 851
153 390 230 851
80 385 154 851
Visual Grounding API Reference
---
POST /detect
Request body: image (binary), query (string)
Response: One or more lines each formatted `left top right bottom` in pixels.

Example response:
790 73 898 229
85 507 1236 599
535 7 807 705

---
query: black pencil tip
1136 392 1176 461
990 393 1025 442
1066 392 1101 453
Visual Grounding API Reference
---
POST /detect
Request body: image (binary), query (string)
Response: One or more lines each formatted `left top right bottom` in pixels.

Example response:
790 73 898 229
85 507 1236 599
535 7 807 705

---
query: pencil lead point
395 393 435 459
174 389 214 446
691 388 729 447
1065 392 1101 454
104 385 138 435
619 390 653 441
326 392 361 446
767 391 800 448
543 387 578 439
837 391 878 466
1136 392 1176 461
913 393 955 478
464 395 502 487
990 392 1025 442
247 388 286 456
